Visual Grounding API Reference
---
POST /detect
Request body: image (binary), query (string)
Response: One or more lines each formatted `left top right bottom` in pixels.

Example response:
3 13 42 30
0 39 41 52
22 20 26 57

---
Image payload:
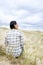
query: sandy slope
0 56 11 65
0 27 43 65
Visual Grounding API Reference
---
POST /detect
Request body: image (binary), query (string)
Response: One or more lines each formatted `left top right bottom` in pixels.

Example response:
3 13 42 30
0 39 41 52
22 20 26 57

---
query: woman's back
5 29 24 57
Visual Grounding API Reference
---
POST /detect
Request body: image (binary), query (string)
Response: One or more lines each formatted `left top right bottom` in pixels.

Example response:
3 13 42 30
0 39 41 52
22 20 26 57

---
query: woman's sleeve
20 32 25 47
5 33 8 47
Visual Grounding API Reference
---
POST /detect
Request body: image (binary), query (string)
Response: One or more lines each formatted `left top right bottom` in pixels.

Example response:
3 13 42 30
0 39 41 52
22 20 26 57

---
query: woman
5 21 24 58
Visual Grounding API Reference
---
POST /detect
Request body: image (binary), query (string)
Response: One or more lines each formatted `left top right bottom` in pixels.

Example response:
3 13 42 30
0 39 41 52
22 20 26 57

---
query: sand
0 27 43 65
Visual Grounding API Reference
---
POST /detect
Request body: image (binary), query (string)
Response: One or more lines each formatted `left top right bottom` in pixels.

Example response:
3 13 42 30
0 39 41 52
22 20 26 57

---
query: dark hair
10 21 17 29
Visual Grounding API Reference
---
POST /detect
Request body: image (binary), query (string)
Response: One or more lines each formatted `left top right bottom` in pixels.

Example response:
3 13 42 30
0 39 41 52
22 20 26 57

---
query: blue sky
0 0 43 30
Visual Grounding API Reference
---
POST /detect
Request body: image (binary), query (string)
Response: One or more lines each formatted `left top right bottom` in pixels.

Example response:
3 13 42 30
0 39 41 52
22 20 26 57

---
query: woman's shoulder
17 29 24 35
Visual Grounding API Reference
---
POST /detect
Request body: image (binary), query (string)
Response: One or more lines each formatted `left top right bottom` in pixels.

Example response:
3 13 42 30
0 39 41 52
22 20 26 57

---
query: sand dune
0 27 43 65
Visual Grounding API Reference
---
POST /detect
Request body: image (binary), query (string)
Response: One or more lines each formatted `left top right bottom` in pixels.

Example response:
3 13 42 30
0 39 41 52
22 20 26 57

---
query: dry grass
0 27 43 65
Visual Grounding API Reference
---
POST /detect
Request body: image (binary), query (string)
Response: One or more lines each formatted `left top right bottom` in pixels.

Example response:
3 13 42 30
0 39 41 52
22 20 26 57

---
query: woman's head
10 21 18 29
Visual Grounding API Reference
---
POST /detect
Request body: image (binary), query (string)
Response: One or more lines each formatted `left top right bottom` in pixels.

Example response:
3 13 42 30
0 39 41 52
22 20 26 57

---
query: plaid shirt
5 29 24 57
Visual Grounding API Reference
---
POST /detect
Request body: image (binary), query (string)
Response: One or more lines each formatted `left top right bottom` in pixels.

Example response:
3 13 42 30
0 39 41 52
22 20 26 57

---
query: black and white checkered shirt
5 29 24 57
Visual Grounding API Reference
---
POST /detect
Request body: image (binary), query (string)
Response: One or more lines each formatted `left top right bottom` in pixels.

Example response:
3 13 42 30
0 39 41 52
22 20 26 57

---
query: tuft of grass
0 45 6 56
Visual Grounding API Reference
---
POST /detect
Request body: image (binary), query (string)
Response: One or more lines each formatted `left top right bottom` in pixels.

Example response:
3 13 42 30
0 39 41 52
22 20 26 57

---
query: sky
0 0 43 30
